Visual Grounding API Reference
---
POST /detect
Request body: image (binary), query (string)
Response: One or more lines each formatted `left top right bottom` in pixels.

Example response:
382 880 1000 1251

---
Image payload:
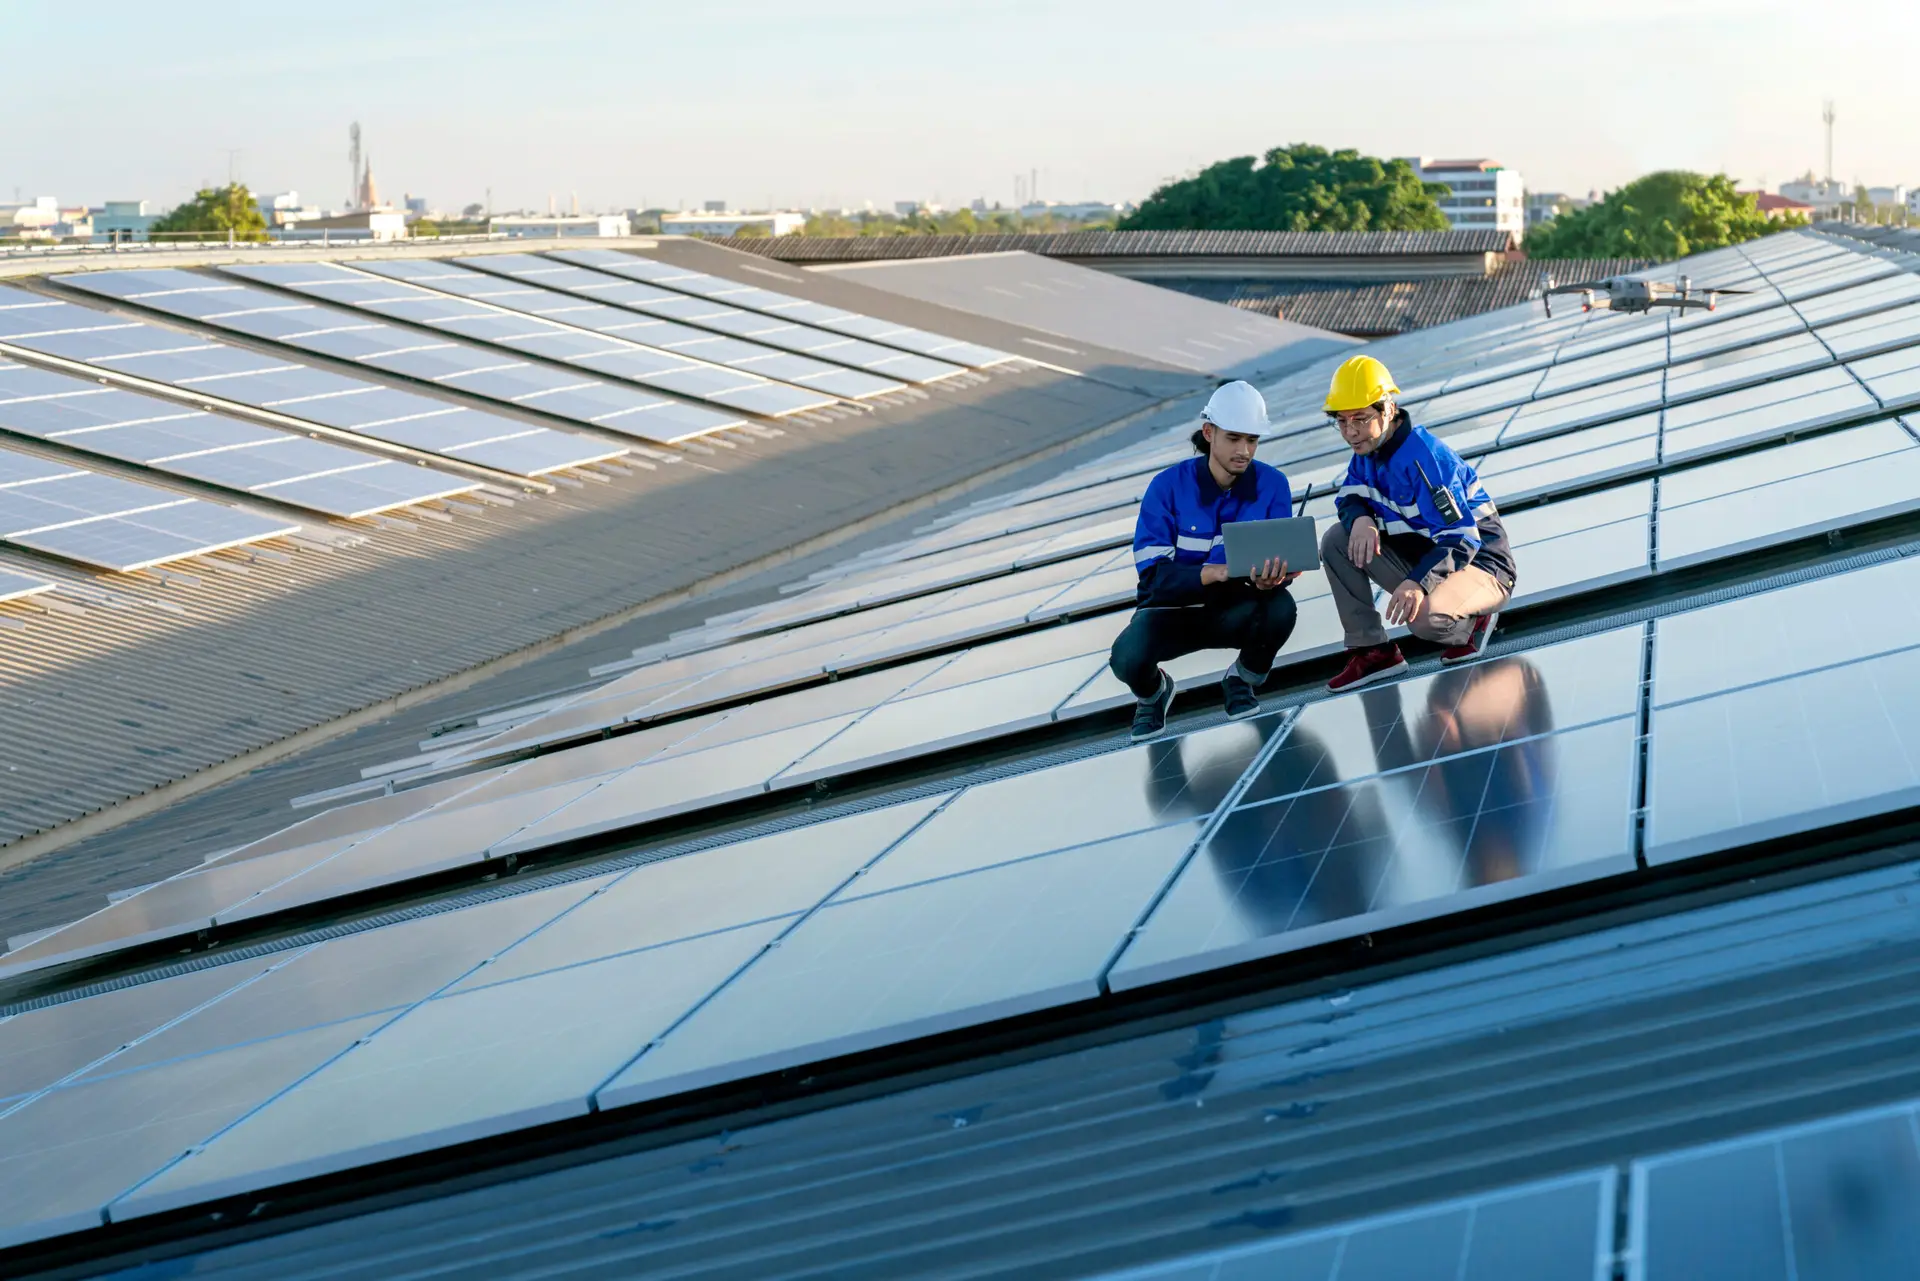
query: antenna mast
348 122 363 209
1822 99 1835 184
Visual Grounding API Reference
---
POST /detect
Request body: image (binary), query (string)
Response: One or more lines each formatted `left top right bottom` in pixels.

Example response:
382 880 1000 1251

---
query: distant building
1909 190 1920 219
275 210 409 242
91 199 159 243
1525 191 1589 230
405 196 430 218
1750 192 1815 222
1866 185 1909 210
1779 178 1849 218
894 201 925 217
1018 201 1128 223
1407 159 1527 239
1 196 60 239
702 200 728 213
659 210 802 237
491 213 634 239
257 191 327 229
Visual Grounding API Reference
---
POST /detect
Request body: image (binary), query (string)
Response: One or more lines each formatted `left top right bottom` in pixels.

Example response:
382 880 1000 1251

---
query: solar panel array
352 258 908 401
220 262 840 417
49 271 743 446
0 284 635 472
548 248 1020 368
0 360 478 518
0 446 297 572
456 252 971 384
6 230 1920 1252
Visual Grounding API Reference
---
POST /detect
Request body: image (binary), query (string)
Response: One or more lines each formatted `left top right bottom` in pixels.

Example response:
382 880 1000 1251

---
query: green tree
1119 144 1449 233
148 184 270 242
1526 172 1798 259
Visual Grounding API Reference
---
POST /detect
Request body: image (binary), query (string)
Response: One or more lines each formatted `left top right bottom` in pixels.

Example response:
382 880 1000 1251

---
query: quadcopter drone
1539 272 1751 318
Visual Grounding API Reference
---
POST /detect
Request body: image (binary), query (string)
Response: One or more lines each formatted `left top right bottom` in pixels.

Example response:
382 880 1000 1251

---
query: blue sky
7 0 1917 212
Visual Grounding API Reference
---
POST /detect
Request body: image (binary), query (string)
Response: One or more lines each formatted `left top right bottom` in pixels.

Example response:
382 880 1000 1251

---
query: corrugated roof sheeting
1169 258 1655 335
0 356 1167 856
721 229 1515 263
79 844 1920 1280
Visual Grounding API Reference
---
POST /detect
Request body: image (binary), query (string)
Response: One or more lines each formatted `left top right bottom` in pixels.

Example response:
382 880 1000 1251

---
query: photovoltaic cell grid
0 446 296 572
218 262 839 418
7 231 1920 1251
1630 1096 1920 1281
453 253 970 384
0 361 478 518
47 271 740 447
547 247 1020 369
352 257 907 400
1 283 637 473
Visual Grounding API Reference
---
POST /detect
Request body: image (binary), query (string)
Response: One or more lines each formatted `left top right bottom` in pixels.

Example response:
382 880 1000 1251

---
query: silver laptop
1222 517 1322 578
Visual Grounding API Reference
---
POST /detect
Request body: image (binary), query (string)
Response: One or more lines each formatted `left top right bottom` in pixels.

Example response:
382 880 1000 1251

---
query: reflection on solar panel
0 361 477 517
10 230 1920 1258
549 248 1019 368
0 446 296 571
219 262 839 417
1 284 637 472
353 258 907 400
454 253 969 384
0 566 54 604
44 272 740 447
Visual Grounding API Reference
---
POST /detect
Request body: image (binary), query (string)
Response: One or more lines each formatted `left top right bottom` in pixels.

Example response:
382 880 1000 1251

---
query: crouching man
1320 355 1517 692
1110 381 1298 741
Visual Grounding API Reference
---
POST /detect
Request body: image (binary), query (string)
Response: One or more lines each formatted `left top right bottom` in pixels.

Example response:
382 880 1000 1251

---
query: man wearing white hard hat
1109 380 1299 742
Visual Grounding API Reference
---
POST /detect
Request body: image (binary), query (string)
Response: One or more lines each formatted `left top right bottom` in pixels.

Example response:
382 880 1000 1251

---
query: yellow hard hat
1324 355 1400 414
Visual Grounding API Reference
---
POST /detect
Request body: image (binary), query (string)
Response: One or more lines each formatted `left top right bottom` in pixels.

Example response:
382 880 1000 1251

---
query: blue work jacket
1333 413 1517 591
1132 456 1294 607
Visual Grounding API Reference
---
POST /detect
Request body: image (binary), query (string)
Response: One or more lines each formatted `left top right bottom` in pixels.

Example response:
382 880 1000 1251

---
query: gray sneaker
1221 667 1263 720
1129 671 1175 742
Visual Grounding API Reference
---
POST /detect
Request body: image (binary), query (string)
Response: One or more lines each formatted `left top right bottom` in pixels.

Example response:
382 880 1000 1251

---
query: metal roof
5 228 1920 1277
1175 258 1655 336
721 229 1517 263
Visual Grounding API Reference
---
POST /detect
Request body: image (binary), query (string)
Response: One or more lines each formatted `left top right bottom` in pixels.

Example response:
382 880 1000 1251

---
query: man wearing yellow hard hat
1319 354 1516 691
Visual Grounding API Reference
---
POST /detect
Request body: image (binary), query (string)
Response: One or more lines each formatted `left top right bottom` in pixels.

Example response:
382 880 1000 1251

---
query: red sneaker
1328 643 1408 692
1441 611 1499 665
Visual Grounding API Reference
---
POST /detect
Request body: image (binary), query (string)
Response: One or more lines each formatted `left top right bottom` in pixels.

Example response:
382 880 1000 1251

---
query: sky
6 0 1918 214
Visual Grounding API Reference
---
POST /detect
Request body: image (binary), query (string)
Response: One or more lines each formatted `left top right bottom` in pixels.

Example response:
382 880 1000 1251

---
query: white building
1779 178 1849 218
1406 159 1526 239
1525 191 1590 231
492 213 634 239
257 191 327 229
658 211 801 237
1866 185 1908 210
1018 200 1129 223
1909 190 1920 219
1 196 60 238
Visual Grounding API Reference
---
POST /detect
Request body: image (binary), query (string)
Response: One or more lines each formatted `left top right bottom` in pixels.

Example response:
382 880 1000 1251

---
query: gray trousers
1320 522 1510 649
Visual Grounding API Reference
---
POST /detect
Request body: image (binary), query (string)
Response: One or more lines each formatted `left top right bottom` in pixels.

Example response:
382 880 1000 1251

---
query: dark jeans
1108 588 1299 701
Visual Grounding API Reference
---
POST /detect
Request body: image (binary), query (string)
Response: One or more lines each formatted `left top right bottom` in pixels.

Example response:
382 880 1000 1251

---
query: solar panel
4 284 640 470
354 258 908 400
599 821 1204 1109
113 919 791 1223
0 361 477 517
1103 1169 1613 1281
220 262 839 417
548 248 1019 368
0 1015 388 1249
455 253 968 384
46 273 739 446
1630 1100 1920 1281
0 446 297 571
1656 421 1920 569
1109 627 1646 990
1645 556 1920 865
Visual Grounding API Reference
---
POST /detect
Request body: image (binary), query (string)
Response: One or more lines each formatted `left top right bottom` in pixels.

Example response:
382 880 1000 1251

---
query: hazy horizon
7 0 1916 214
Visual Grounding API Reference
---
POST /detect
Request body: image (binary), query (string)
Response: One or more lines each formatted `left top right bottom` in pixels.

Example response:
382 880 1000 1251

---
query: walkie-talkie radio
1414 461 1465 525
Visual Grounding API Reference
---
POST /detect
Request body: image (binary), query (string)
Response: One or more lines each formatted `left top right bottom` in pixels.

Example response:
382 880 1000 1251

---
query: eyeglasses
1330 408 1385 431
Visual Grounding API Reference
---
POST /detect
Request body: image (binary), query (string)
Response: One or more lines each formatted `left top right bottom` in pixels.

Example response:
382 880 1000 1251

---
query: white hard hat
1200 380 1270 438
